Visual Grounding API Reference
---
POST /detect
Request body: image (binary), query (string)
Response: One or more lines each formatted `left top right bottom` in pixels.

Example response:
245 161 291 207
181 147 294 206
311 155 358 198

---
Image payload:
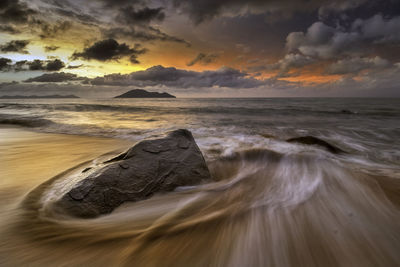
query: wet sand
0 126 130 194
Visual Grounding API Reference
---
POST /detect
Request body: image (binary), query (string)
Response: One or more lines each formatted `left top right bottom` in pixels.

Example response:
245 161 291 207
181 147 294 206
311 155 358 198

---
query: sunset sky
0 0 400 97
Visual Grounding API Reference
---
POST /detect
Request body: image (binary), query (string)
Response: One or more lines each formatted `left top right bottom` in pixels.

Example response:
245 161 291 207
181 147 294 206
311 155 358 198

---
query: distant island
114 89 176 98
0 95 80 99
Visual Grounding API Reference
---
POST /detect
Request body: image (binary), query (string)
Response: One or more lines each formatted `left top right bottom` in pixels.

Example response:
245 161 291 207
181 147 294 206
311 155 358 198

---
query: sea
0 98 399 163
0 98 399 266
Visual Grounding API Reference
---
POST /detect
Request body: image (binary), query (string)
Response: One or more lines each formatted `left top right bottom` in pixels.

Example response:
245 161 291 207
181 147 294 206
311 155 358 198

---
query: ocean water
0 98 399 266
0 98 399 164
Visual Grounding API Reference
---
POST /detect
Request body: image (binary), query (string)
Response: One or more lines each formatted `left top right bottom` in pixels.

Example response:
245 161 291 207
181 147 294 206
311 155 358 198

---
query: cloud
50 7 97 24
327 56 391 75
24 72 84 83
318 0 367 19
67 64 83 69
1 58 67 72
236 44 252 53
316 65 400 97
71 39 147 64
117 6 165 24
246 53 314 76
13 60 27 71
96 0 143 8
352 14 400 43
2 65 400 97
38 20 72 39
187 53 219 66
271 53 315 72
103 26 190 46
89 65 264 88
0 57 12 71
26 60 44 71
286 22 361 59
286 14 400 59
0 40 30 54
99 2 189 47
0 0 36 24
44 59 66 71
0 81 18 89
0 25 20 34
172 0 365 24
44 45 60 52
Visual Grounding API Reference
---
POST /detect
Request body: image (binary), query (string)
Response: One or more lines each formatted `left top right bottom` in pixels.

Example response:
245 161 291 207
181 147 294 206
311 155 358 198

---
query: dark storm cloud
40 0 68 9
0 25 20 34
3 59 67 72
89 65 264 88
0 58 65 72
96 0 143 8
27 60 44 71
24 72 84 83
13 60 27 71
0 0 12 10
117 6 165 24
71 39 147 64
285 14 400 59
0 0 36 24
0 57 12 71
0 40 30 54
352 14 400 42
318 0 367 19
101 1 189 46
104 26 190 46
187 53 219 66
44 45 60 52
50 7 98 24
172 0 368 24
39 21 72 39
45 59 66 71
35 0 97 24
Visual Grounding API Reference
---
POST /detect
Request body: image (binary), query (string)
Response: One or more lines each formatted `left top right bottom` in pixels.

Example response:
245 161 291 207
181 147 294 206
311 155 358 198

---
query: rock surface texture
55 129 211 218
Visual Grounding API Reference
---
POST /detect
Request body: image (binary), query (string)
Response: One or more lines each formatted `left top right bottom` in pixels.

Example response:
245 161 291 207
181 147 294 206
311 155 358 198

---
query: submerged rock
54 129 211 218
341 109 355 114
286 136 346 154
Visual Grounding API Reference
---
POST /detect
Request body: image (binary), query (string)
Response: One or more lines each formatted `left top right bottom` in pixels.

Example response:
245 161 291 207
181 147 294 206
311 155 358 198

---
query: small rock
286 136 346 154
82 167 92 173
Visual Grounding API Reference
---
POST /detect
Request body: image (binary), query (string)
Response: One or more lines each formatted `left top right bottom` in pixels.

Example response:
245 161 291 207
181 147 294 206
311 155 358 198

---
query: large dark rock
286 136 346 154
54 129 211 218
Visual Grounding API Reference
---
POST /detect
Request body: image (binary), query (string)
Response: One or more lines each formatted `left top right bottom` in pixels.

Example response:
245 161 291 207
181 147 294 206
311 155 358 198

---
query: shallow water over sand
0 98 399 266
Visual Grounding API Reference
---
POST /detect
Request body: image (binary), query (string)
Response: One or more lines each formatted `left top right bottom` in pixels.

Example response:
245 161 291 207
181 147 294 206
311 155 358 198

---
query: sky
0 0 400 97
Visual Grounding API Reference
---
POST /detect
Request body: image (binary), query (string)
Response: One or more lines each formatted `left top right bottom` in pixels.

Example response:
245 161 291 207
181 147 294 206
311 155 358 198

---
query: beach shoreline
0 125 131 205
0 97 399 266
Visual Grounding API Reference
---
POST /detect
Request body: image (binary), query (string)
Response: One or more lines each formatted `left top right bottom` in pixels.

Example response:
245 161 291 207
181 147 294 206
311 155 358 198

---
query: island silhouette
114 89 176 98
